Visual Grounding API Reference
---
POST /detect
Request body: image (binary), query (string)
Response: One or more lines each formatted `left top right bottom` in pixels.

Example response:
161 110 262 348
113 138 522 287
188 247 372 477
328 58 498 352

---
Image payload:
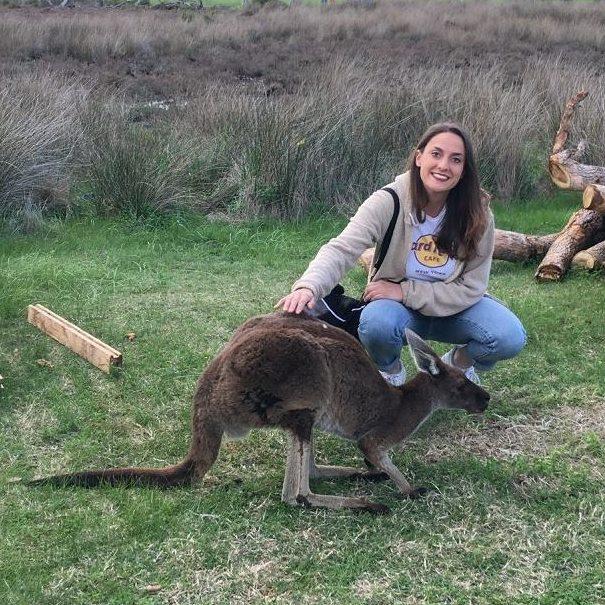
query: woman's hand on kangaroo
363 280 405 303
276 288 316 314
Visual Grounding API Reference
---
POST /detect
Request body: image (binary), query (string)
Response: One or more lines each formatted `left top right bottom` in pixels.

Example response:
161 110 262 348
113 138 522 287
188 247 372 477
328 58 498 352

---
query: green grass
1 196 604 604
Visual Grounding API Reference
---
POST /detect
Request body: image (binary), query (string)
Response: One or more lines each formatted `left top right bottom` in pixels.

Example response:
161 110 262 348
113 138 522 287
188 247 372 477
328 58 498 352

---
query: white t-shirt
405 207 456 282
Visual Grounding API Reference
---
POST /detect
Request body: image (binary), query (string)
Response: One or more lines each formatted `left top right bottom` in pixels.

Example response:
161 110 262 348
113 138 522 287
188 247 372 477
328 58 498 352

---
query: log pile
357 91 605 280
536 90 605 280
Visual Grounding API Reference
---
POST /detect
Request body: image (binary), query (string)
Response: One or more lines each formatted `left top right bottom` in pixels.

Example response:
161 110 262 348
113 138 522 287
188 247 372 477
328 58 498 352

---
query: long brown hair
408 122 488 260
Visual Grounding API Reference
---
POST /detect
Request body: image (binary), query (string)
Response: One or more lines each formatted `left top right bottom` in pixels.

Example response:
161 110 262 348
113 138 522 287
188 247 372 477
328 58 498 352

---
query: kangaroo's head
405 328 490 414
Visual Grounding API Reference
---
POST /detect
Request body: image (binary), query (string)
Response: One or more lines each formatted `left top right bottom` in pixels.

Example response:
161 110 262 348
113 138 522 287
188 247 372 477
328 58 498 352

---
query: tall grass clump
82 103 213 221
298 67 410 208
0 73 87 232
184 78 409 219
181 57 601 218
224 99 308 218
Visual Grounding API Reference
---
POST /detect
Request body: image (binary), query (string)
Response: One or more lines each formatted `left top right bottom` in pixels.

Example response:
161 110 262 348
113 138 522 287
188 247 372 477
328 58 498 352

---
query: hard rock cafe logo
412 235 449 267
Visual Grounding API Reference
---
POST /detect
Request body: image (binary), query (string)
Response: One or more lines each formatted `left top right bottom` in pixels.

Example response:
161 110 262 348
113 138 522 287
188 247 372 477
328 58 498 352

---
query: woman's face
415 131 466 200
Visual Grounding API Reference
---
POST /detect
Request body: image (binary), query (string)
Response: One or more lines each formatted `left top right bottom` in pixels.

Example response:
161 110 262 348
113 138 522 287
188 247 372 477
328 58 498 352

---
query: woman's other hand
275 288 316 314
363 280 405 303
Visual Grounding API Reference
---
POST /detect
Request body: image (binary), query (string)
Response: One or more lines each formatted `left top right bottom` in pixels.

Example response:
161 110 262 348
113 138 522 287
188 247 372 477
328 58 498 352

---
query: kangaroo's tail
28 456 197 488
29 418 224 488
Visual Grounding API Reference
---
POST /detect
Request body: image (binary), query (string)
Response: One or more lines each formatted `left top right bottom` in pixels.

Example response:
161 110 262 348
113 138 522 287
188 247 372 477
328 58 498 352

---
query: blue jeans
358 296 526 373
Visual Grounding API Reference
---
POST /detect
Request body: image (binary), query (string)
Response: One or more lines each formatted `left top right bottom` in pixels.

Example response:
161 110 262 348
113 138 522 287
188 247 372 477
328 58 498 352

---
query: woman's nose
437 157 449 170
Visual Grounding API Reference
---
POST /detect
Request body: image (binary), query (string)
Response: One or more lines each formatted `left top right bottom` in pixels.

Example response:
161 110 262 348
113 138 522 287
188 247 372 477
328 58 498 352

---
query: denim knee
358 311 402 348
496 320 527 360
358 300 409 370
470 319 527 371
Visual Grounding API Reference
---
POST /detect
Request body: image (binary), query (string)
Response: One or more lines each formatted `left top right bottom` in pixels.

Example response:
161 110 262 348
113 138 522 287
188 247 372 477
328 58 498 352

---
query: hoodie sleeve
292 189 394 300
402 212 495 316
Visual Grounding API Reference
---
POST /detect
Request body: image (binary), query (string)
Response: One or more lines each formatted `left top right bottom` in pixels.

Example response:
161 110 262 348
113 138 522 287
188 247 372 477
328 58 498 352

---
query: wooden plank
27 304 122 373
31 305 122 358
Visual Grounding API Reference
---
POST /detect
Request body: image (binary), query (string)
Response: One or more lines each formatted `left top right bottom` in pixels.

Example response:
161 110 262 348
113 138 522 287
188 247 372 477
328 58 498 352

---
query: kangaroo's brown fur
30 312 490 514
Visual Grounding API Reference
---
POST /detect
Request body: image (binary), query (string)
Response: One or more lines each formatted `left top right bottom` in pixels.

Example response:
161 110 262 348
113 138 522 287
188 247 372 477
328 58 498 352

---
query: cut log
572 240 605 270
548 152 605 190
492 230 559 262
551 91 588 155
535 209 605 282
27 304 122 373
548 90 605 190
583 184 605 214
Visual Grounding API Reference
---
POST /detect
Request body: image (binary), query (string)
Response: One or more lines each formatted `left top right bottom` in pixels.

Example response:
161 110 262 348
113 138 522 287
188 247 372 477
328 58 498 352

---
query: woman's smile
415 131 465 203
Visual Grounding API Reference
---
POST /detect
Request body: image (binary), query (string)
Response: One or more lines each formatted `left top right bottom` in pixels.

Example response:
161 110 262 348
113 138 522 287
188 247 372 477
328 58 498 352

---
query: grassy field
1 194 604 604
2 3 605 601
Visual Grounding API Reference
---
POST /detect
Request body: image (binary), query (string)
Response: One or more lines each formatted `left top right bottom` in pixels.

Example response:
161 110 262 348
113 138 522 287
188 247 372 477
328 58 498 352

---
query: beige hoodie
292 172 495 317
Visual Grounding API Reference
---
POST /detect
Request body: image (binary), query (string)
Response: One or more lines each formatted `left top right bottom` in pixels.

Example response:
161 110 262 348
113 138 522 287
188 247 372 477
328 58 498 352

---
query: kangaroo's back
193 312 393 438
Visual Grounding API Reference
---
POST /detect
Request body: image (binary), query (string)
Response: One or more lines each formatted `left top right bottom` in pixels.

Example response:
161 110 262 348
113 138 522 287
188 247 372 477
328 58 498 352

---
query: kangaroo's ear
405 328 440 376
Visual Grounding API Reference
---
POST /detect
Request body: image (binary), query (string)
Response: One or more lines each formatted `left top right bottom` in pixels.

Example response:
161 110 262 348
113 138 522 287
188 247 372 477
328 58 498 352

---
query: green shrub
0 73 87 232
85 119 198 221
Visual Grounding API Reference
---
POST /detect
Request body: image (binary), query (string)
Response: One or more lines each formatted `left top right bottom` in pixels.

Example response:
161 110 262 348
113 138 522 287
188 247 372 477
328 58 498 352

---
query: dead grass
2 1 605 96
419 401 605 467
3 0 605 226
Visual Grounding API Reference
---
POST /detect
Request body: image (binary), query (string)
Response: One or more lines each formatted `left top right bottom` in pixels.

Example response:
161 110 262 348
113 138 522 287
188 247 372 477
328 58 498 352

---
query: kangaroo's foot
296 493 390 515
309 463 363 479
309 435 388 481
309 463 388 482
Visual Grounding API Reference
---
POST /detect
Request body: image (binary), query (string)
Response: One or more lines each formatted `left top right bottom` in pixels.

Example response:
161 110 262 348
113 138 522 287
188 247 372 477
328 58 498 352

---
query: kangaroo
30 312 490 514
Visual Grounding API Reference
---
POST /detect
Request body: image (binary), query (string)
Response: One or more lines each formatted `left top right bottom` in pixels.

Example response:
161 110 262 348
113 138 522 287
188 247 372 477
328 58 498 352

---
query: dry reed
2 1 605 228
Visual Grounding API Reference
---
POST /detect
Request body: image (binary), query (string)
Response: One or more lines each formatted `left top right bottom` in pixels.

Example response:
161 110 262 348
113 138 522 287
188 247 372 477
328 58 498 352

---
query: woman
276 122 526 386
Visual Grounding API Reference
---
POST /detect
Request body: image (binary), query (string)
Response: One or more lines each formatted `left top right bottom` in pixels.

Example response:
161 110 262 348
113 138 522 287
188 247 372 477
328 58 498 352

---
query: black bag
316 187 400 340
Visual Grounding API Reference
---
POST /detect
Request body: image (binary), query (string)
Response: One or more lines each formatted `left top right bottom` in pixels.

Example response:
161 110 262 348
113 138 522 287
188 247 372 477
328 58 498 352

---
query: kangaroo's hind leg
281 430 390 515
308 433 389 482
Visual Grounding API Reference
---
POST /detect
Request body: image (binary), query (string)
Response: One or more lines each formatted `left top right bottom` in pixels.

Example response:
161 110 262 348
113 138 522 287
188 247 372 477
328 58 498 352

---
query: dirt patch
3 2 605 102
417 402 605 464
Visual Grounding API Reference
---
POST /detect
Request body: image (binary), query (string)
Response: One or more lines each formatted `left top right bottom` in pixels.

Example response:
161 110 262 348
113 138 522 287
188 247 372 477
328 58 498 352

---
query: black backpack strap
370 187 400 278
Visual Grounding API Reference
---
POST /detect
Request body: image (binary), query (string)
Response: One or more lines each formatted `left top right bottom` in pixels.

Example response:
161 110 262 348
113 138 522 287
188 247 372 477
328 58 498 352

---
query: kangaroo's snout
472 398 489 414
466 385 490 414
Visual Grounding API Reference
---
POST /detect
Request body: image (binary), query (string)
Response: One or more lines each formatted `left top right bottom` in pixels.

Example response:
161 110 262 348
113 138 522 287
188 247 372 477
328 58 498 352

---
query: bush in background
0 73 87 232
85 117 198 221
2 2 605 230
